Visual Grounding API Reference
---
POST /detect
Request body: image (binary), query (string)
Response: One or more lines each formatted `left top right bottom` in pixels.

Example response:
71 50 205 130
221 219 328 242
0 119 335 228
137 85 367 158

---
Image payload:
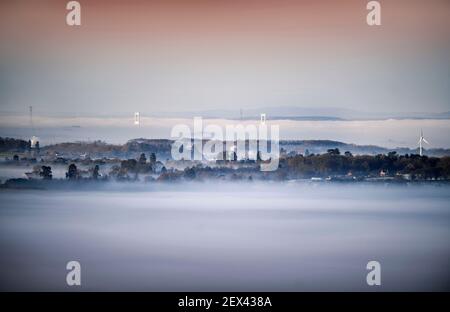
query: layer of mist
0 183 449 291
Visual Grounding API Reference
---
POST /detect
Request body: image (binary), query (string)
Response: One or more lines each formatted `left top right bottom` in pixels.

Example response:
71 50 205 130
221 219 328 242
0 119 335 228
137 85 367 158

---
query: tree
13 154 19 161
388 151 397 158
344 151 353 157
150 153 157 164
138 153 147 165
121 159 137 171
40 166 53 180
327 148 340 156
92 165 100 180
184 167 196 179
66 163 79 180
35 141 40 154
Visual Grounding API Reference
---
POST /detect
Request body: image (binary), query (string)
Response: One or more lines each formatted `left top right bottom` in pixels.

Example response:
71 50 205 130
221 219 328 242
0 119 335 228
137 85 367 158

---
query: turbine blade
423 138 429 144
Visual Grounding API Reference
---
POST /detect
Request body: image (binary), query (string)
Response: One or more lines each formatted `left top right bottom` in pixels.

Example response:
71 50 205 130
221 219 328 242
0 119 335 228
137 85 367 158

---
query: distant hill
2 137 449 158
149 106 450 121
279 140 450 156
39 138 173 159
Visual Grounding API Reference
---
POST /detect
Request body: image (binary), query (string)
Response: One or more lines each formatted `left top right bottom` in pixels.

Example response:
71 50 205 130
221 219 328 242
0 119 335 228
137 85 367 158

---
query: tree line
283 149 450 179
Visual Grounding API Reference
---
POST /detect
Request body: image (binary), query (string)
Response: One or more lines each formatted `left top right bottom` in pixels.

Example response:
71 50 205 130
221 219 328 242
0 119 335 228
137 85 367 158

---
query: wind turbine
418 129 429 156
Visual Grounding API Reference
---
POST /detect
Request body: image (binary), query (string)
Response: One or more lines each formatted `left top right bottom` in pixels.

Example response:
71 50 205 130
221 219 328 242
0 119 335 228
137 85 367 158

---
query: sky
0 0 449 118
